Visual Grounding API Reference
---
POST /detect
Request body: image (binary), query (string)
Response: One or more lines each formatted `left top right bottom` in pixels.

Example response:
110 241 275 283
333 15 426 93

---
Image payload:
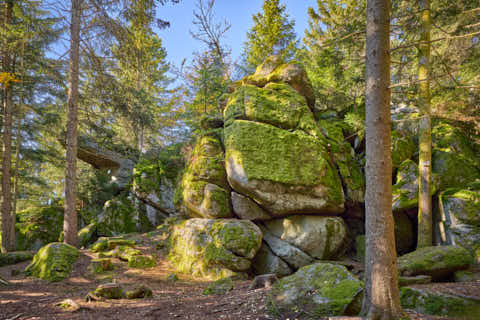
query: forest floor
1 231 479 320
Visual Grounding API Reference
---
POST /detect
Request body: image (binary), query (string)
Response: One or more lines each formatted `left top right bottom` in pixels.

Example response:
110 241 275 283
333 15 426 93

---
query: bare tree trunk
417 0 432 249
362 0 405 319
9 30 26 251
1 0 14 253
64 0 82 247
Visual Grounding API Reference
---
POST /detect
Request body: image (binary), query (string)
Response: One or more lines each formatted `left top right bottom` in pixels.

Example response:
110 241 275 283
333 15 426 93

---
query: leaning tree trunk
64 0 82 247
417 0 432 249
1 0 14 253
362 0 405 319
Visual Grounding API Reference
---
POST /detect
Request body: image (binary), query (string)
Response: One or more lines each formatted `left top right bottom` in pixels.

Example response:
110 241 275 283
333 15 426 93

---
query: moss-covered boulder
435 185 480 262
264 216 347 260
169 218 262 280
179 134 232 219
202 277 234 295
125 286 153 299
224 83 321 139
400 287 480 318
127 254 156 269
432 149 480 190
0 251 34 267
78 223 97 248
398 245 473 280
91 283 125 299
225 120 344 216
88 258 114 274
391 130 416 168
269 263 363 317
97 195 137 236
245 57 316 109
318 120 365 205
16 205 64 251
392 159 439 212
25 242 79 282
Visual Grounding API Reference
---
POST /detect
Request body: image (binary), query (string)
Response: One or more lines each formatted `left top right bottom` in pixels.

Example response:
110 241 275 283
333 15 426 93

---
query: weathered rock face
269 263 363 317
77 136 134 189
180 134 233 219
400 287 480 318
25 242 79 282
435 185 480 263
251 243 293 277
231 192 272 221
16 206 64 251
317 120 365 205
223 67 345 217
264 215 347 260
391 131 416 169
97 196 137 236
169 218 262 280
261 227 314 269
398 245 473 280
225 120 344 216
392 159 439 212
431 123 480 190
245 56 316 110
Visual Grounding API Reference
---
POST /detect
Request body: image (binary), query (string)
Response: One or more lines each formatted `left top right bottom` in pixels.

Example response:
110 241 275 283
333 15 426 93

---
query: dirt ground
0 232 478 320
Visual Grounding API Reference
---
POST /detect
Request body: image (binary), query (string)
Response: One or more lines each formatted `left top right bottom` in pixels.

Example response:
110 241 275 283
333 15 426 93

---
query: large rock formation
179 134 233 219
435 184 480 263
77 136 135 189
224 82 345 216
168 218 262 280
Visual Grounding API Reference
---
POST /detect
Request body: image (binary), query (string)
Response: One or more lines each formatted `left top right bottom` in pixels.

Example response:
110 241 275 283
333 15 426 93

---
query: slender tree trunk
1 0 14 253
362 0 405 319
417 0 432 249
64 0 82 247
10 34 26 251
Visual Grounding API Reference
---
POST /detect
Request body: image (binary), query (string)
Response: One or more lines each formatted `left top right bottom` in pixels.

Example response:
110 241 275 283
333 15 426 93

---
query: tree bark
64 0 82 247
417 0 432 249
1 0 14 253
362 0 405 319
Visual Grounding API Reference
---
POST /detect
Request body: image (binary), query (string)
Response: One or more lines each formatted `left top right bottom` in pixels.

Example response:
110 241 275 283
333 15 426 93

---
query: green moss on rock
88 258 114 274
391 131 416 168
269 263 364 317
400 287 480 318
25 242 79 282
168 218 262 280
202 277 234 295
225 120 344 215
127 255 156 269
0 251 34 267
92 283 125 299
78 223 97 248
398 245 473 280
16 206 64 251
179 134 232 219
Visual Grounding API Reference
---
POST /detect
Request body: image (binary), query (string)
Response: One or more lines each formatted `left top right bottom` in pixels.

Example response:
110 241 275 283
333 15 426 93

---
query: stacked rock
173 56 365 278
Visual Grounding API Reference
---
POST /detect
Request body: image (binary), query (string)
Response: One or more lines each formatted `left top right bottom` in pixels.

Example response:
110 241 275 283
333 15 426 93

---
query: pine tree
243 0 297 69
1 0 15 252
362 0 405 318
64 0 82 247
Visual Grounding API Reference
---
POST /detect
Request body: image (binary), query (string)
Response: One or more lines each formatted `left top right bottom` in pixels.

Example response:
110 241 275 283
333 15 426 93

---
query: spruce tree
243 0 297 69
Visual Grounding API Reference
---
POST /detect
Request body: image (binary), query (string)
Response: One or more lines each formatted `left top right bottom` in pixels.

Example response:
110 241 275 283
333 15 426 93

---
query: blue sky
157 0 316 68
